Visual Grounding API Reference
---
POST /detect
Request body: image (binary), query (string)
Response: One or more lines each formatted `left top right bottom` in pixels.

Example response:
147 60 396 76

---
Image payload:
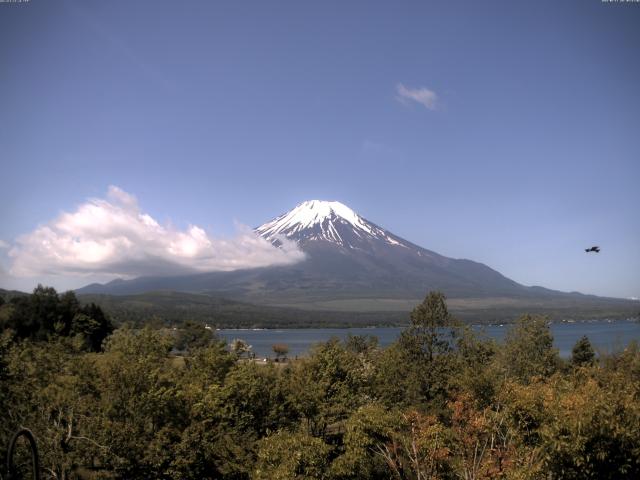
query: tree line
0 285 113 351
0 289 639 479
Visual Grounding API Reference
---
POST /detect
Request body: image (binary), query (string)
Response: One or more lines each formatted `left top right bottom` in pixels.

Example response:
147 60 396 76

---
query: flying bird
585 246 600 253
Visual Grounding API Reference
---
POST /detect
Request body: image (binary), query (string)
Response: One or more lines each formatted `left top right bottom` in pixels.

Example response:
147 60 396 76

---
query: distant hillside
0 288 29 302
77 291 639 329
77 291 406 329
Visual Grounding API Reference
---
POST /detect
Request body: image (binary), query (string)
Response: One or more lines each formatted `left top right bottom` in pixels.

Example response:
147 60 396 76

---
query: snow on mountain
256 200 407 249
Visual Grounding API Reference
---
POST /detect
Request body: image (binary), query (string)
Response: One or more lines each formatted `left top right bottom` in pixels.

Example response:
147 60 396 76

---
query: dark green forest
1 288 639 479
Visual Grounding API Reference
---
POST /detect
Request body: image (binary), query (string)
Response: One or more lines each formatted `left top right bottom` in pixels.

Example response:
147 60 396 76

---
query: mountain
77 200 637 319
252 200 532 299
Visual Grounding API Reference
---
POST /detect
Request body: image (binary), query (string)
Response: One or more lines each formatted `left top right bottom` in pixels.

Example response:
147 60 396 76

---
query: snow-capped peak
260 200 372 234
256 200 408 249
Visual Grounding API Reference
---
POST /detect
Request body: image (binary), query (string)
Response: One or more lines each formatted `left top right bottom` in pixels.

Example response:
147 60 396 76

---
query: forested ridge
1 288 639 479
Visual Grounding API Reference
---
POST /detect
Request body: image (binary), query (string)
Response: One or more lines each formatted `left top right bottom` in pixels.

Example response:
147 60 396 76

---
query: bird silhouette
585 246 600 253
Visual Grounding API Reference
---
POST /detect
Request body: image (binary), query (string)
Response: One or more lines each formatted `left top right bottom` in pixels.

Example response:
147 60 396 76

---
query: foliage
331 404 399 478
571 335 596 367
379 410 451 480
174 320 216 352
0 285 113 351
448 392 541 479
402 291 454 362
288 338 370 439
500 314 559 383
254 430 332 480
396 291 460 406
1 288 639 479
372 341 424 407
344 333 378 355
218 362 299 437
538 370 640 478
453 326 499 408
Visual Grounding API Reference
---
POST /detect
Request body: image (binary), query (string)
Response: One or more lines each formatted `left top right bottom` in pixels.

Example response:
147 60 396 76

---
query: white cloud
396 83 438 110
8 186 305 279
0 240 9 249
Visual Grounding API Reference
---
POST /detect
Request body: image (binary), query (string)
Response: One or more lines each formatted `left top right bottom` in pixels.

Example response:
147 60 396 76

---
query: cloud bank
8 186 305 279
396 83 438 110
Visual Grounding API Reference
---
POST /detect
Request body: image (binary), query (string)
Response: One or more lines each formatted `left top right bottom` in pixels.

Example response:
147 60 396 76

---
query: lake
219 319 640 359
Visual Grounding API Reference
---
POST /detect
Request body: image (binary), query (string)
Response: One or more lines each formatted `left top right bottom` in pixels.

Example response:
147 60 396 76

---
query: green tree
571 335 596 367
30 284 61 338
401 291 454 363
453 326 499 408
0 286 60 339
344 334 378 355
168 421 252 480
70 308 113 352
395 291 460 406
180 340 236 392
175 320 215 352
0 287 111 349
331 403 400 479
170 341 248 479
78 302 113 351
96 327 182 477
57 290 81 335
540 373 640 479
372 341 423 407
374 410 452 480
0 329 14 449
254 430 332 480
0 300 15 333
1 337 110 479
219 361 298 437
289 339 366 438
501 314 559 383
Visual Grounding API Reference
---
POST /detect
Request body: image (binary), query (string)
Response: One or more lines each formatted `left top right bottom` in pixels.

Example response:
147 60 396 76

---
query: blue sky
1 0 638 298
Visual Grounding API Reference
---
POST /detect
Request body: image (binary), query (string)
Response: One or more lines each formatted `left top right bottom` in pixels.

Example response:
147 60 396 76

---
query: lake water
219 319 640 359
